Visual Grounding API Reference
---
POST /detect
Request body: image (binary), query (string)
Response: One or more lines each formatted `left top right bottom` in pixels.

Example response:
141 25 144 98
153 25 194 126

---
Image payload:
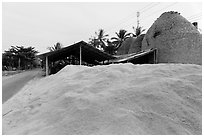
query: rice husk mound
117 34 145 55
142 11 202 65
117 37 135 55
3 64 202 135
128 34 145 54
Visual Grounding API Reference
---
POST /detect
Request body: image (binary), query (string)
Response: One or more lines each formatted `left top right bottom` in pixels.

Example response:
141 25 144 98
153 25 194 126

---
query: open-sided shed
37 41 115 75
37 41 158 76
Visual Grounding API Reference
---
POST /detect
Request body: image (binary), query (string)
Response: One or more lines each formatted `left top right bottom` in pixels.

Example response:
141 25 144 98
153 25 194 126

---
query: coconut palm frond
124 32 132 37
47 42 63 52
103 34 109 37
111 37 119 41
133 26 146 37
115 32 120 38
111 29 131 49
88 29 109 52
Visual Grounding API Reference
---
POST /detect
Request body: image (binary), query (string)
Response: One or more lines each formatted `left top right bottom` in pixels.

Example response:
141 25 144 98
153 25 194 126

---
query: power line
105 3 154 31
122 4 177 31
188 18 202 22
105 3 161 34
187 14 202 21
110 5 201 37
188 16 202 21
106 2 200 37
139 3 156 13
140 2 161 15
186 12 202 19
140 2 161 14
140 2 178 22
126 9 192 34
188 17 202 22
189 18 202 22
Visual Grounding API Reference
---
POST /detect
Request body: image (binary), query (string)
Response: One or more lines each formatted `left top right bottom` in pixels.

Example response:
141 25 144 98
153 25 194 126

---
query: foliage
46 42 67 74
2 46 39 70
111 29 131 49
96 29 109 42
88 27 145 55
89 29 134 55
47 42 63 52
103 40 118 55
132 26 145 37
88 29 108 50
88 36 101 49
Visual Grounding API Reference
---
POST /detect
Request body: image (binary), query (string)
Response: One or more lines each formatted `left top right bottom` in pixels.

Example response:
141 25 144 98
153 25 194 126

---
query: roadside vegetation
2 46 40 73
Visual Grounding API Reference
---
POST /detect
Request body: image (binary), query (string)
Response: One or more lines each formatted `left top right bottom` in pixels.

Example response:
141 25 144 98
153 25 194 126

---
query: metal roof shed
37 41 115 76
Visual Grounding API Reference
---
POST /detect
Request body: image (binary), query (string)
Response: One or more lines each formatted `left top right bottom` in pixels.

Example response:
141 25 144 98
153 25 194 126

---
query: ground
2 69 43 103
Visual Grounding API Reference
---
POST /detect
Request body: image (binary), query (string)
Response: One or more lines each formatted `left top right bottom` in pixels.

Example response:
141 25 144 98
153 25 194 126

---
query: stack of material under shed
142 11 202 65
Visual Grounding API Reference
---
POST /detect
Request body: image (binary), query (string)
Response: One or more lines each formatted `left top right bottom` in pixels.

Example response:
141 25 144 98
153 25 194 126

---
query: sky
2 2 202 54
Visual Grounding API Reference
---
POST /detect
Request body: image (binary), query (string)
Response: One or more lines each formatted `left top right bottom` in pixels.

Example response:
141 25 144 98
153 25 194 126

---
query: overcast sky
2 2 202 53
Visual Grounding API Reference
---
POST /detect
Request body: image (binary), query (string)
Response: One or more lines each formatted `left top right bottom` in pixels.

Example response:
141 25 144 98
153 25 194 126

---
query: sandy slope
2 63 202 135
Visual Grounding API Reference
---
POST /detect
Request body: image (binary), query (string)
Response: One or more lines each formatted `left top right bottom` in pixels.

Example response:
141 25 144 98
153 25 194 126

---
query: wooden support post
154 49 157 64
45 56 49 76
154 50 156 64
79 45 82 65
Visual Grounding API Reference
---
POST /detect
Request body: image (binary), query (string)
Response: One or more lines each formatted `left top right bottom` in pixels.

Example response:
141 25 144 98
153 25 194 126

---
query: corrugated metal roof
109 48 157 63
37 41 115 64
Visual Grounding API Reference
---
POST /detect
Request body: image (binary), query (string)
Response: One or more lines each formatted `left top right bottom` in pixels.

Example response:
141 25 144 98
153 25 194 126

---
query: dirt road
2 69 43 103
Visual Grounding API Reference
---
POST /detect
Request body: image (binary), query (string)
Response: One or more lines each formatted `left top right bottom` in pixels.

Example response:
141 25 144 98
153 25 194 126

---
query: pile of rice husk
3 63 202 135
116 34 145 55
142 11 202 65
128 34 145 54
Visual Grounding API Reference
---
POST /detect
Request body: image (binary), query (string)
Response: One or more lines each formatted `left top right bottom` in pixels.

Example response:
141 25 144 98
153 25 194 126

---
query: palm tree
47 42 63 52
88 36 100 49
46 42 64 74
3 46 38 70
132 26 145 37
111 29 131 49
89 29 109 50
103 39 118 55
95 29 109 44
